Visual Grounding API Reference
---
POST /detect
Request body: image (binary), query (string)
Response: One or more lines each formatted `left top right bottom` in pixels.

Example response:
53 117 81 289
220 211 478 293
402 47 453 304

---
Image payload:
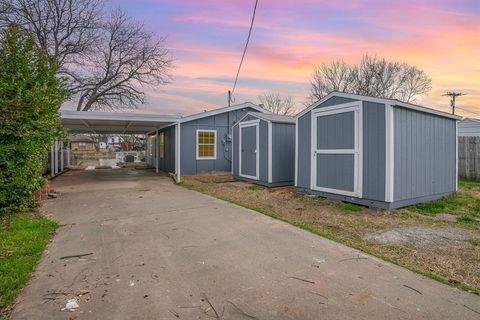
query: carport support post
155 130 159 173
176 122 181 183
60 140 64 172
50 143 55 177
54 140 59 175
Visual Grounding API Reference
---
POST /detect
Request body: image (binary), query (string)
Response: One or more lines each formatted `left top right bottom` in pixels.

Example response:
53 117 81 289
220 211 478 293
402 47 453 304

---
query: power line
456 106 480 117
230 0 258 103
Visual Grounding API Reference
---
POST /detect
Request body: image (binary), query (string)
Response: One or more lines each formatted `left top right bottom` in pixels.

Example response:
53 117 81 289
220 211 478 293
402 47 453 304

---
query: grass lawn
0 213 58 318
181 173 480 294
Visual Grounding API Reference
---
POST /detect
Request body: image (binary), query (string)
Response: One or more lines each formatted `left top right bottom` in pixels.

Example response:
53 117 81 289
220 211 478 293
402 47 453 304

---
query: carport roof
60 111 181 134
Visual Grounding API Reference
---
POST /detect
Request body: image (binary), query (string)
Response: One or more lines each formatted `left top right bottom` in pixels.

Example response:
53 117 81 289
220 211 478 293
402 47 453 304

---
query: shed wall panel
259 120 269 182
362 102 386 201
297 111 311 188
272 123 295 182
393 107 456 201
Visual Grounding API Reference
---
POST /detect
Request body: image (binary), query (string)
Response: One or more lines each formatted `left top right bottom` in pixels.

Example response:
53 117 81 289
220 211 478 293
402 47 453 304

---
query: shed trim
238 120 260 181
296 92 460 120
294 116 298 187
268 121 273 183
455 120 458 191
385 104 395 202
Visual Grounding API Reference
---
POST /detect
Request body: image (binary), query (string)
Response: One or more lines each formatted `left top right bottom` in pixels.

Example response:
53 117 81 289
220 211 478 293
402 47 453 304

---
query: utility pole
228 90 232 107
443 92 466 115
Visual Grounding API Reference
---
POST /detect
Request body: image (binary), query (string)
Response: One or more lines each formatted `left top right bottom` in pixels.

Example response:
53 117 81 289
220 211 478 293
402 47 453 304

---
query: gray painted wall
157 125 176 173
362 101 386 201
180 108 257 174
297 96 357 189
271 123 295 183
393 107 456 201
259 120 269 182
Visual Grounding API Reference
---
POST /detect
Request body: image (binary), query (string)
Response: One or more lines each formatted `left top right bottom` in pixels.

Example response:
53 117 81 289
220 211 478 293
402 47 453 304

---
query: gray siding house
458 118 480 137
296 92 460 209
146 102 267 179
232 112 295 186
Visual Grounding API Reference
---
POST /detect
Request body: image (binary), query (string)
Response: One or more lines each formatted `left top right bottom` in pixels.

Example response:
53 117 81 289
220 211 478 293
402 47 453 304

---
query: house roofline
178 102 268 124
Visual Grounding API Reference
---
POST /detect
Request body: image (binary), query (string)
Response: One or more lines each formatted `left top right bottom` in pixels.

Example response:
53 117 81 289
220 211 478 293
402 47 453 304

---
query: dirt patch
434 213 458 222
364 227 473 249
182 173 480 290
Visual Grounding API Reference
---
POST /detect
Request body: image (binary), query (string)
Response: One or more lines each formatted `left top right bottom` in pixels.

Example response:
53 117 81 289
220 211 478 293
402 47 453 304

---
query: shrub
0 25 66 214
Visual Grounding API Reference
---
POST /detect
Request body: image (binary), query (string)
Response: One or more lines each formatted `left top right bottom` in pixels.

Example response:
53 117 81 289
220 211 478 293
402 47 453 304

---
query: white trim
238 122 260 180
294 117 298 187
180 102 269 124
310 103 363 198
455 120 458 191
296 91 461 120
268 121 272 183
176 123 181 182
311 101 362 115
60 141 64 172
155 131 159 173
50 144 55 177
196 129 217 160
385 104 395 202
54 140 59 174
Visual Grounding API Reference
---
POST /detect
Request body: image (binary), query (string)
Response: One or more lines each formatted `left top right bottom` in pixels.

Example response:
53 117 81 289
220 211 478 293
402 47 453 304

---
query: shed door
239 122 259 180
311 104 362 197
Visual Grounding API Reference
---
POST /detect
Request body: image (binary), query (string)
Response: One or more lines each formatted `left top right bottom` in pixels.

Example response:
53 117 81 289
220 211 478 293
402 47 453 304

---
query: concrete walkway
11 169 480 319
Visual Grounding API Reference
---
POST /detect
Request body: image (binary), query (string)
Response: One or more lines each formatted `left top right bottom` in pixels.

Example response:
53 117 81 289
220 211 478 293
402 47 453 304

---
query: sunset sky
111 0 479 117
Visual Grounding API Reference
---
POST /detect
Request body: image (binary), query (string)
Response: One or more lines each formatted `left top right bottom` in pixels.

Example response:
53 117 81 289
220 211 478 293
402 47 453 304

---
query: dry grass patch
181 173 480 293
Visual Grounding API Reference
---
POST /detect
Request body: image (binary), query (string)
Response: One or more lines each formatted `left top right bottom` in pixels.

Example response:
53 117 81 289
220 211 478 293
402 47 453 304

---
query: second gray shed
233 112 295 187
296 92 460 209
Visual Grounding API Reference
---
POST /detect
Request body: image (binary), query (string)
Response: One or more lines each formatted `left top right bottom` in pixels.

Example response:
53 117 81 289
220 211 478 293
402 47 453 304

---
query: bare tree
309 54 431 104
258 92 296 115
0 0 101 68
0 1 173 111
73 9 173 111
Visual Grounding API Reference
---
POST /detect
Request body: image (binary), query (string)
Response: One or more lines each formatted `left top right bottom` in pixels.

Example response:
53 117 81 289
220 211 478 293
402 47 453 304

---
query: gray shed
232 112 295 187
296 92 460 209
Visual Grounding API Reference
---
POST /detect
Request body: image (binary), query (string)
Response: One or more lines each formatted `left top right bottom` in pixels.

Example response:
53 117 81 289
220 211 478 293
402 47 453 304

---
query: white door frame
239 120 260 180
310 102 363 197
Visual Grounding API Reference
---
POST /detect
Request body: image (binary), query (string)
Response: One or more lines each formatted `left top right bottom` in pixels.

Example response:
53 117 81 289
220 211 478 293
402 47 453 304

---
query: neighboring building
70 135 96 151
458 118 480 137
146 102 267 177
232 112 296 187
295 92 460 209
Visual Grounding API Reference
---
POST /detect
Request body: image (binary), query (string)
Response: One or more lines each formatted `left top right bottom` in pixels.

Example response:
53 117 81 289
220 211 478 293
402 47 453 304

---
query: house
458 118 480 137
70 135 96 151
146 102 267 178
295 92 460 209
232 112 296 186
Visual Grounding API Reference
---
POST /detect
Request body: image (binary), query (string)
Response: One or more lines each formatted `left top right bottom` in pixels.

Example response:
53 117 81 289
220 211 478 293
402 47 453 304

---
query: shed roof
247 112 295 124
296 91 460 120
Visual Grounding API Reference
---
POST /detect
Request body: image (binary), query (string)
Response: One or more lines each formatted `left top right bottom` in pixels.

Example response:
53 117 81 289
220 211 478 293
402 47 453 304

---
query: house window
197 130 216 160
78 142 86 150
159 132 165 158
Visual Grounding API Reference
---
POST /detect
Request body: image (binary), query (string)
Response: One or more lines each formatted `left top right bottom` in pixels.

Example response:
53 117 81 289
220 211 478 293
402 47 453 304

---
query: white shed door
311 104 362 197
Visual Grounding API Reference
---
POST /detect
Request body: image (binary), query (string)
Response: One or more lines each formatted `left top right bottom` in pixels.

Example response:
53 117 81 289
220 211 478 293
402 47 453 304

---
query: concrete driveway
11 169 480 319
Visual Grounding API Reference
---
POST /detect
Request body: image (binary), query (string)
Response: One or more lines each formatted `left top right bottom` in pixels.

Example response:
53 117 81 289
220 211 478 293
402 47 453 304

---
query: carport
54 111 181 176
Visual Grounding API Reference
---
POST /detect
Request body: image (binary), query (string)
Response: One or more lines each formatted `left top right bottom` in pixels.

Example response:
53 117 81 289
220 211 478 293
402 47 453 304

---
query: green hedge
0 25 66 214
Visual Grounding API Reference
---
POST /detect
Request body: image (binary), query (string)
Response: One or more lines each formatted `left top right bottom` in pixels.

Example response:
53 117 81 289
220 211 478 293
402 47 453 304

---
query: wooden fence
458 136 480 180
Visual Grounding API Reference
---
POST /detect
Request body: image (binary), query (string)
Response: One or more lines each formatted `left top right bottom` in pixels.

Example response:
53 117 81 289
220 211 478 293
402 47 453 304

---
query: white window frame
239 120 260 180
196 129 217 160
310 102 363 197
